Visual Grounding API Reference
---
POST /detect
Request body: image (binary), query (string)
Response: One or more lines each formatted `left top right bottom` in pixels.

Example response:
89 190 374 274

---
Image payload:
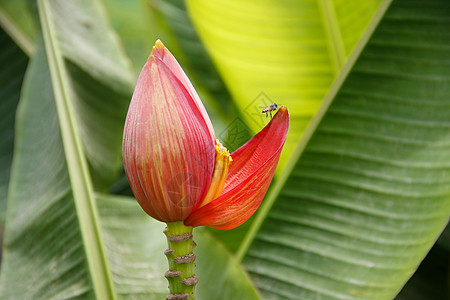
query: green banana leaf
0 28 28 225
1 0 449 299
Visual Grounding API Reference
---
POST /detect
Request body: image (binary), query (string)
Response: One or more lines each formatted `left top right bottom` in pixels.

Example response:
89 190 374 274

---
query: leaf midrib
37 0 115 299
318 0 347 73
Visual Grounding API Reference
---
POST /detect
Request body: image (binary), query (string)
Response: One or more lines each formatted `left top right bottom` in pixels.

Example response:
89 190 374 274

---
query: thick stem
164 222 198 300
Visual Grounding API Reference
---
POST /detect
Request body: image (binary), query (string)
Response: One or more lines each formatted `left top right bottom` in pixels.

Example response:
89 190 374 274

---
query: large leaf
186 0 383 170
237 0 450 299
0 28 28 225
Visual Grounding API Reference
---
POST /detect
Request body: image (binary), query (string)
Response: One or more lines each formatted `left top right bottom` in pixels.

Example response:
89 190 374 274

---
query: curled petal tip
277 106 289 118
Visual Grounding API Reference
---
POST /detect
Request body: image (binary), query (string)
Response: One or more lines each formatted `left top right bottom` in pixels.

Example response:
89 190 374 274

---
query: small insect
261 103 278 118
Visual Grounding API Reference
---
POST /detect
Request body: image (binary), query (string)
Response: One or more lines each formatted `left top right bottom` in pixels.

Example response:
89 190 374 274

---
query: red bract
123 40 289 230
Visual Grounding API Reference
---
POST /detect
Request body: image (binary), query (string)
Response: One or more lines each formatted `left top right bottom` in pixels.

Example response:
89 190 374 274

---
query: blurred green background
0 0 449 299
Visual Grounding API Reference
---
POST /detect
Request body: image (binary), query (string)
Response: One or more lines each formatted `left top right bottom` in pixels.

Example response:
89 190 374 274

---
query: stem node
180 275 199 286
166 293 189 300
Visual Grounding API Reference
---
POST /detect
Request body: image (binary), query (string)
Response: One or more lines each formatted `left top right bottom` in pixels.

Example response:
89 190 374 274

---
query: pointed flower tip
272 106 290 128
151 39 166 59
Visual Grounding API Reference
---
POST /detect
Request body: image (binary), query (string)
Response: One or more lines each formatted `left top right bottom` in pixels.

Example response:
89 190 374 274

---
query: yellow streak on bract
152 65 187 216
165 81 187 212
198 139 232 208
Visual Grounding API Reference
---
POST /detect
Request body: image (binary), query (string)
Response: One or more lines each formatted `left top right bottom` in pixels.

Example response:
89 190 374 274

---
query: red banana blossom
123 40 289 230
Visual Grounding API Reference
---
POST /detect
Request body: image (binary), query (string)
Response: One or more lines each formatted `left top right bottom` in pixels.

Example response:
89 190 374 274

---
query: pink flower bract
123 40 289 230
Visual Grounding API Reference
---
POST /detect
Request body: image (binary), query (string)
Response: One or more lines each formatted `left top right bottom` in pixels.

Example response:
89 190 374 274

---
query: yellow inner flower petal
198 139 232 208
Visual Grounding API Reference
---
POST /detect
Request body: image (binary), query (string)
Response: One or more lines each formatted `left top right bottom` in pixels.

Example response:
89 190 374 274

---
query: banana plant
0 0 449 299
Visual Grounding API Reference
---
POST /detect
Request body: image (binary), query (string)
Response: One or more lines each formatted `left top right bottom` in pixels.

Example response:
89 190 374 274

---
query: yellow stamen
198 140 232 208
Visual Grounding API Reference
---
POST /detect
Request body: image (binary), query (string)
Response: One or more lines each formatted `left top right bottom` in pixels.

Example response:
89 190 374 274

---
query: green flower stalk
164 222 197 299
